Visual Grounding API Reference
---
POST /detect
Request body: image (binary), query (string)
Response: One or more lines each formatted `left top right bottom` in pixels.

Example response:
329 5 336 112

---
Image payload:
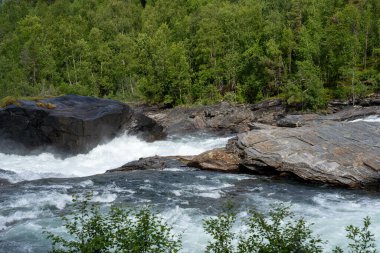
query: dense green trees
0 0 379 108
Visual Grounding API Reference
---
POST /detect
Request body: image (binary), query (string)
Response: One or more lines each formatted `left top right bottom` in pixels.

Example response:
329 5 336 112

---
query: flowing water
0 116 379 252
350 115 380 123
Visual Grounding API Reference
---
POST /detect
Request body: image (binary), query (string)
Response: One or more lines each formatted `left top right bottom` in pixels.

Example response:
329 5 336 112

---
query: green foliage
203 203 324 253
238 204 324 253
45 193 181 253
46 194 379 253
203 205 236 253
45 193 112 253
1 0 379 108
284 60 328 110
109 207 182 253
0 96 19 107
333 217 377 253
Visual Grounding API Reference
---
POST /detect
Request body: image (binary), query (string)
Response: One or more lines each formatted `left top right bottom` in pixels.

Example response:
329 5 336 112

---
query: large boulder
0 95 165 155
229 120 380 189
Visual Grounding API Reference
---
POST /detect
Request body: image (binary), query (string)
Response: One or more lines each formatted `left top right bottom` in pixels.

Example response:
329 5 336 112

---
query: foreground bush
204 204 324 253
203 204 377 253
45 193 181 253
46 194 377 252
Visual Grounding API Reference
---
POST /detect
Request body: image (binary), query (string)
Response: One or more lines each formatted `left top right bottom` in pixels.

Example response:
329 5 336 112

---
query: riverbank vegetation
0 0 379 109
46 194 377 253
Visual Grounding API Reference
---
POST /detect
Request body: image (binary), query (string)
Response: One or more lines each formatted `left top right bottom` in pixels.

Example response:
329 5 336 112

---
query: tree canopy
0 0 379 108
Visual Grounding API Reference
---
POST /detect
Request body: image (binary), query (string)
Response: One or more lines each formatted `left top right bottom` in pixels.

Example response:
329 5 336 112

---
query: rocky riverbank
137 96 380 135
1 94 379 189
114 102 380 190
228 120 380 189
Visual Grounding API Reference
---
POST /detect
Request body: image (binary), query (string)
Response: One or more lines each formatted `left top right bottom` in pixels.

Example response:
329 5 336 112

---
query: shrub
333 217 377 253
46 194 378 253
203 203 324 253
45 193 181 253
203 205 236 253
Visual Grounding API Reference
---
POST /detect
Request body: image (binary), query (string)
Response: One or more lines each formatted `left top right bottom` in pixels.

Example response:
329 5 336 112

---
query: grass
0 96 20 108
0 95 57 109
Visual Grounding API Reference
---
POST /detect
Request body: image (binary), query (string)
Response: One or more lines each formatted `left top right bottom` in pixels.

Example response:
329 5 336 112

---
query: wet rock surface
187 148 240 172
276 106 380 128
107 149 240 173
118 100 380 189
106 156 190 172
228 121 380 189
0 95 164 155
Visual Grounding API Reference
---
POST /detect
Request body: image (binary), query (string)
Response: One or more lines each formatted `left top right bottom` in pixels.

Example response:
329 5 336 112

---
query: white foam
289 193 380 251
0 134 230 182
198 192 221 199
161 207 210 253
0 211 40 230
78 180 94 188
9 192 72 210
350 115 380 122
172 190 182 196
91 192 117 203
163 168 187 172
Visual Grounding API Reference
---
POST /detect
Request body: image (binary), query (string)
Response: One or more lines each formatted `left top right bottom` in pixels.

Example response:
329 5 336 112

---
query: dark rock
228 120 380 189
275 106 380 128
107 156 191 172
328 94 380 108
251 99 283 110
128 113 166 142
0 95 165 155
358 97 380 106
324 106 380 121
0 178 10 186
276 114 319 128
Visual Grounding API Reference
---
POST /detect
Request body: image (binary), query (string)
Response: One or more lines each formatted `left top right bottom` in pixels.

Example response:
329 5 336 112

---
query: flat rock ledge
107 149 240 173
107 156 191 172
229 121 380 189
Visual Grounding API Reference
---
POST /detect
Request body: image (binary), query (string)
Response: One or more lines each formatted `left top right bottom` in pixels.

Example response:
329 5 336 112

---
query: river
0 117 379 252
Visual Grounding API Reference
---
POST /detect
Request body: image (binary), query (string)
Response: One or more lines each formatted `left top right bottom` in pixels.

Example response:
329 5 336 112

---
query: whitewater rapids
0 116 379 252
0 134 230 182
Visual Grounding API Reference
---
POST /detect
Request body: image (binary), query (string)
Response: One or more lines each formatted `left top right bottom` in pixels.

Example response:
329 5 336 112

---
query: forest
0 0 379 109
